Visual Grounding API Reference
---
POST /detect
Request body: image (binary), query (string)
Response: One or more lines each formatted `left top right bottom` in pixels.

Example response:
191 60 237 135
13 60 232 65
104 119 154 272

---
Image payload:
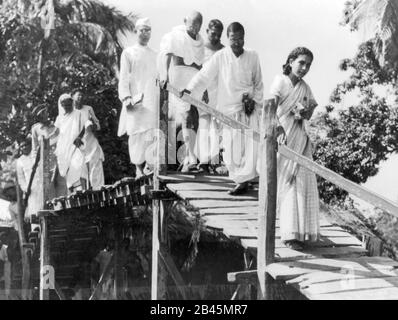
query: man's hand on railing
242 93 255 116
179 89 191 98
276 125 287 145
159 79 168 90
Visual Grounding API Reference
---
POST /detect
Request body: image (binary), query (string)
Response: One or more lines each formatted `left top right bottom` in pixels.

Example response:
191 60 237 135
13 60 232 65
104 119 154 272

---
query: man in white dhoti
72 90 105 190
53 94 86 193
195 19 224 173
15 140 41 224
182 22 264 195
159 11 205 172
118 17 157 178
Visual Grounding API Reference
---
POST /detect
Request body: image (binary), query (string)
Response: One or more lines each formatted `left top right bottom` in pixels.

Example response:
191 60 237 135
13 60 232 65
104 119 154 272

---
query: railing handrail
162 82 398 218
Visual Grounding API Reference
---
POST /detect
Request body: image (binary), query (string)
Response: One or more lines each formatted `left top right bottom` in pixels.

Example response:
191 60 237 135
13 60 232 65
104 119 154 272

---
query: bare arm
159 53 173 85
118 50 132 102
16 160 28 193
88 106 101 131
252 53 264 109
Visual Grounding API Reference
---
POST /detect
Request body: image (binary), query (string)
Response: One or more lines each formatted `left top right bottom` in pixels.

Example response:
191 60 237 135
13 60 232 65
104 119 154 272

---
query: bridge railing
153 82 398 299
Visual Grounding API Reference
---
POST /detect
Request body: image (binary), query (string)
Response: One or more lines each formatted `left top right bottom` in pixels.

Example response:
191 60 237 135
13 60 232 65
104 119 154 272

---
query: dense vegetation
0 0 136 185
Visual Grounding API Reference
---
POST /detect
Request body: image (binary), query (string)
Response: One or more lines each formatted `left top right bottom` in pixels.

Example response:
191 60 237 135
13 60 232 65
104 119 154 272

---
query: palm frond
55 0 136 37
62 21 119 70
343 0 398 68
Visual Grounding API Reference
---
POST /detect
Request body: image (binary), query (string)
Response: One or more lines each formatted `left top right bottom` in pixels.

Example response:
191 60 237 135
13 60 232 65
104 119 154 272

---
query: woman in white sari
269 47 320 250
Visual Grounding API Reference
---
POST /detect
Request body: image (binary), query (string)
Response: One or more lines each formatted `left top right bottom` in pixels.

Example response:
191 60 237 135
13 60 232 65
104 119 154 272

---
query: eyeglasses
138 28 151 33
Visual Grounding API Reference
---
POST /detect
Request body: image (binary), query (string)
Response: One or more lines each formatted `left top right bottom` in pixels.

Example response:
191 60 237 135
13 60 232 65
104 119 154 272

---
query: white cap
135 17 151 29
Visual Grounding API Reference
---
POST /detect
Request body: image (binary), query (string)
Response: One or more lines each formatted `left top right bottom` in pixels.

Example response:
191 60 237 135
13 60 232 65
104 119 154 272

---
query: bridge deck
160 173 398 300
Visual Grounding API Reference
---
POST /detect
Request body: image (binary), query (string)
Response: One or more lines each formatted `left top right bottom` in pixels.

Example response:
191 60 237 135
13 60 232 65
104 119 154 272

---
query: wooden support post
15 179 31 300
40 138 51 208
151 85 169 300
257 99 278 300
39 216 52 300
113 219 123 300
158 84 169 174
39 138 52 300
3 260 11 299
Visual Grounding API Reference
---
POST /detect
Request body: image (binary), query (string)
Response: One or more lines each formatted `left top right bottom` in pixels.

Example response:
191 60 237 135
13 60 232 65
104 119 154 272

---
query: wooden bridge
6 83 398 300
150 84 398 300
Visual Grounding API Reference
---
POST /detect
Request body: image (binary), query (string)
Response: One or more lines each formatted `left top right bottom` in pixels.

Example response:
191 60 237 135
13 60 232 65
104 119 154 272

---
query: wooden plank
204 216 260 231
294 274 398 300
172 190 258 201
159 246 187 300
267 257 398 281
301 246 368 258
160 174 233 184
224 227 258 239
204 214 259 222
166 182 235 192
240 235 363 252
203 218 339 235
228 269 398 300
319 229 358 238
274 248 315 262
201 207 260 215
190 200 259 210
311 235 363 247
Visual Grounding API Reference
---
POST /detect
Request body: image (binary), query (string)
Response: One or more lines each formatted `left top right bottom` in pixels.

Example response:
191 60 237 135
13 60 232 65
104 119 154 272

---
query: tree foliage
0 0 137 185
312 38 398 204
341 0 398 70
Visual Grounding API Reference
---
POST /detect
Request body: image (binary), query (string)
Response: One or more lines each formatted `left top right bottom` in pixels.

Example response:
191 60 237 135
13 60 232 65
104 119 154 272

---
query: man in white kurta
72 90 105 190
159 11 205 172
195 19 225 172
118 17 157 178
185 22 264 195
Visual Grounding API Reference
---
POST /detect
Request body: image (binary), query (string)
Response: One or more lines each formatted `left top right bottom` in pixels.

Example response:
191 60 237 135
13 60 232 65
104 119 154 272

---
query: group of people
5 10 321 250
120 11 320 249
10 90 105 229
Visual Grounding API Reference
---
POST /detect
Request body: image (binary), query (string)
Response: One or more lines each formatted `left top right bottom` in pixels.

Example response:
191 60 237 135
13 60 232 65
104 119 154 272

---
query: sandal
283 240 304 251
180 163 197 173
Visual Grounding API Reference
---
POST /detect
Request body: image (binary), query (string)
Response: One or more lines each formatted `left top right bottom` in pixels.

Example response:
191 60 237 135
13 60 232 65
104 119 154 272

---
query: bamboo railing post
257 99 278 300
15 178 31 300
151 84 169 300
158 83 169 175
39 138 53 300
39 215 51 300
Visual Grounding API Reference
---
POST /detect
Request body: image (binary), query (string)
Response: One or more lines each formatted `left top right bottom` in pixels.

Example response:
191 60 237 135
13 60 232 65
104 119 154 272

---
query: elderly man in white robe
195 19 225 173
72 90 105 190
181 22 264 195
53 93 86 193
159 11 205 172
118 17 158 178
